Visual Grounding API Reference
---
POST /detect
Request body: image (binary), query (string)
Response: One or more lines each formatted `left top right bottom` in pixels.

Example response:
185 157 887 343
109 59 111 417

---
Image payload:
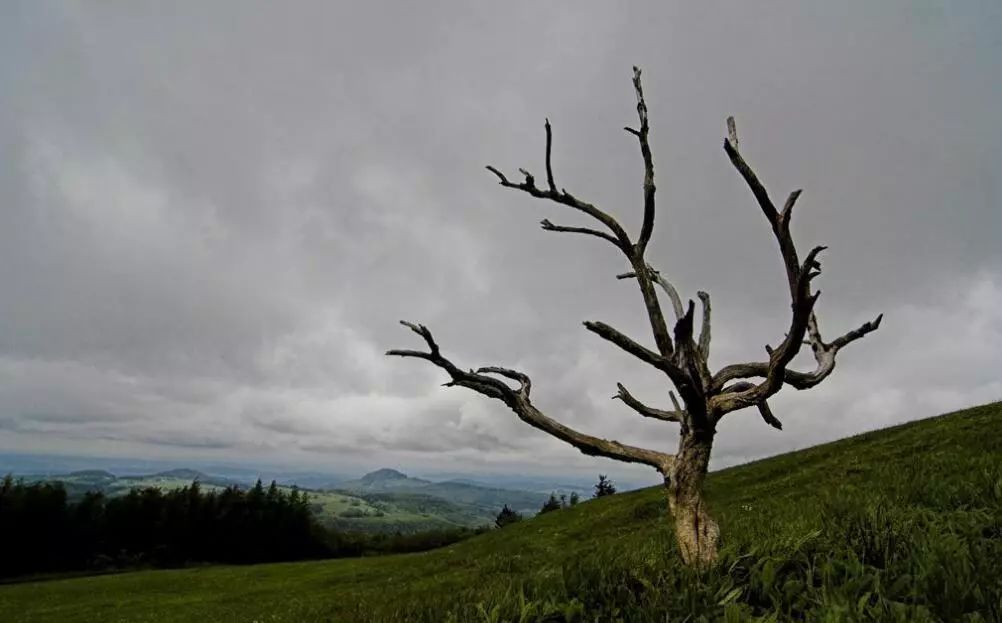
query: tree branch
829 312 884 350
697 291 711 359
544 118 557 193
722 118 800 297
756 400 782 430
669 390 683 413
540 219 621 247
619 67 674 362
718 382 783 430
711 118 827 416
477 366 532 398
671 299 712 403
712 312 883 391
630 66 657 254
388 322 675 473
486 135 633 252
613 382 682 422
583 320 675 374
617 266 685 321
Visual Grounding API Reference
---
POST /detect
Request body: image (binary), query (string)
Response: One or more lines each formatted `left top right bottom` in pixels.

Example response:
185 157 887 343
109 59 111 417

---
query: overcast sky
1 2 999 483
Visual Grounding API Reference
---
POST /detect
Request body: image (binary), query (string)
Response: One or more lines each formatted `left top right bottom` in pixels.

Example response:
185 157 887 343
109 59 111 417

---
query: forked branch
628 66 657 254
710 120 833 415
718 382 783 430
613 382 682 423
708 118 881 420
485 118 632 252
485 74 676 362
712 311 883 392
617 266 685 322
387 321 675 473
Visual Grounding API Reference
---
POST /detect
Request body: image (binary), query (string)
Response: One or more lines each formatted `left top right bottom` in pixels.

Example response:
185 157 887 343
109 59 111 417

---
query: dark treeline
0 476 482 579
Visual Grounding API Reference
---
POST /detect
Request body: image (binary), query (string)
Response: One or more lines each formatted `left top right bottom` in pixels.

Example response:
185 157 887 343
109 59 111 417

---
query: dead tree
388 67 881 566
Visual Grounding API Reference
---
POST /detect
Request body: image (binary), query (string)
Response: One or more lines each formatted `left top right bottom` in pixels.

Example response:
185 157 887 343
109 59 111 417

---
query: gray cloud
0 1 999 483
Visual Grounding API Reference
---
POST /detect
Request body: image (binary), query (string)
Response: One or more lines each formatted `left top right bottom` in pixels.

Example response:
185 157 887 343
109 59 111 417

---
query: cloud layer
1 2 999 482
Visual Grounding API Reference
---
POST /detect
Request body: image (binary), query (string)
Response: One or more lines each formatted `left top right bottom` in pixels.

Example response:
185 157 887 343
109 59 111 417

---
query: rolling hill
1 401 999 621
12 469 238 500
9 466 552 534
332 468 551 518
335 467 431 490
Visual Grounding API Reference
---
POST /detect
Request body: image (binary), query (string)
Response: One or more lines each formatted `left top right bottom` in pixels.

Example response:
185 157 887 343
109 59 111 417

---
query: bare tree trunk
665 428 719 567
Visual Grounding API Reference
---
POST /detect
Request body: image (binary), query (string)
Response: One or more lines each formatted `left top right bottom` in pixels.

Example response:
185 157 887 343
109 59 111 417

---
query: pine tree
538 493 562 515
494 504 522 528
593 474 617 498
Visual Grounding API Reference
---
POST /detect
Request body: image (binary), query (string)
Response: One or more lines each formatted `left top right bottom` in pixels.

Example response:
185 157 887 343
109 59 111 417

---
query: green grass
2 402 1000 622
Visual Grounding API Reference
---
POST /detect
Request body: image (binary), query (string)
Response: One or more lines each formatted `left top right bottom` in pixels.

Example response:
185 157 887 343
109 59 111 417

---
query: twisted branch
718 382 783 430
710 120 833 416
713 312 883 392
387 321 675 473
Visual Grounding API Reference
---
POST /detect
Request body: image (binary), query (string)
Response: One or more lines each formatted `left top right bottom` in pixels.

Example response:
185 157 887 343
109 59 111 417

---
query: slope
1 401 999 622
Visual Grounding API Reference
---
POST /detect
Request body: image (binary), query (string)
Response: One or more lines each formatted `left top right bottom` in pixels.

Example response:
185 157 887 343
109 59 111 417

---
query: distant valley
6 465 586 534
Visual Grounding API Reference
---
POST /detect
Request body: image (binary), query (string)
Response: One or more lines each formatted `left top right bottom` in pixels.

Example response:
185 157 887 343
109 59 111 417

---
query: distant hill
7 466 585 536
12 465 549 535
149 468 208 480
307 468 561 533
66 469 117 482
332 468 550 516
440 477 594 497
118 469 236 489
338 468 431 491
360 467 411 482
15 468 238 500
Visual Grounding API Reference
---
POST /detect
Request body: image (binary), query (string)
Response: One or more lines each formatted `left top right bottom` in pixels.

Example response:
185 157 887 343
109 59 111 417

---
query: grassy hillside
1 402 1000 622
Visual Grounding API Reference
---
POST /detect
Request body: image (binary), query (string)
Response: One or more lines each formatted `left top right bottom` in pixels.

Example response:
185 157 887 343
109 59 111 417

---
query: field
1 401 999 622
309 490 493 533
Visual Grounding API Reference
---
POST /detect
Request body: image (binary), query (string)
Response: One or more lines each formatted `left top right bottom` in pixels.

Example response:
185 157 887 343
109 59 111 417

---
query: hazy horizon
0 449 651 490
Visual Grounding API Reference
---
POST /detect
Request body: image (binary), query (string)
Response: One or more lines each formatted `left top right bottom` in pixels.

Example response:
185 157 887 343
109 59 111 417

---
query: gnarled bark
666 430 719 566
388 67 881 567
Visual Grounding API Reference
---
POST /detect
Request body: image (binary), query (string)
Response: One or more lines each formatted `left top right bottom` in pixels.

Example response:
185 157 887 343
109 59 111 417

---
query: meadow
1 401 999 622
